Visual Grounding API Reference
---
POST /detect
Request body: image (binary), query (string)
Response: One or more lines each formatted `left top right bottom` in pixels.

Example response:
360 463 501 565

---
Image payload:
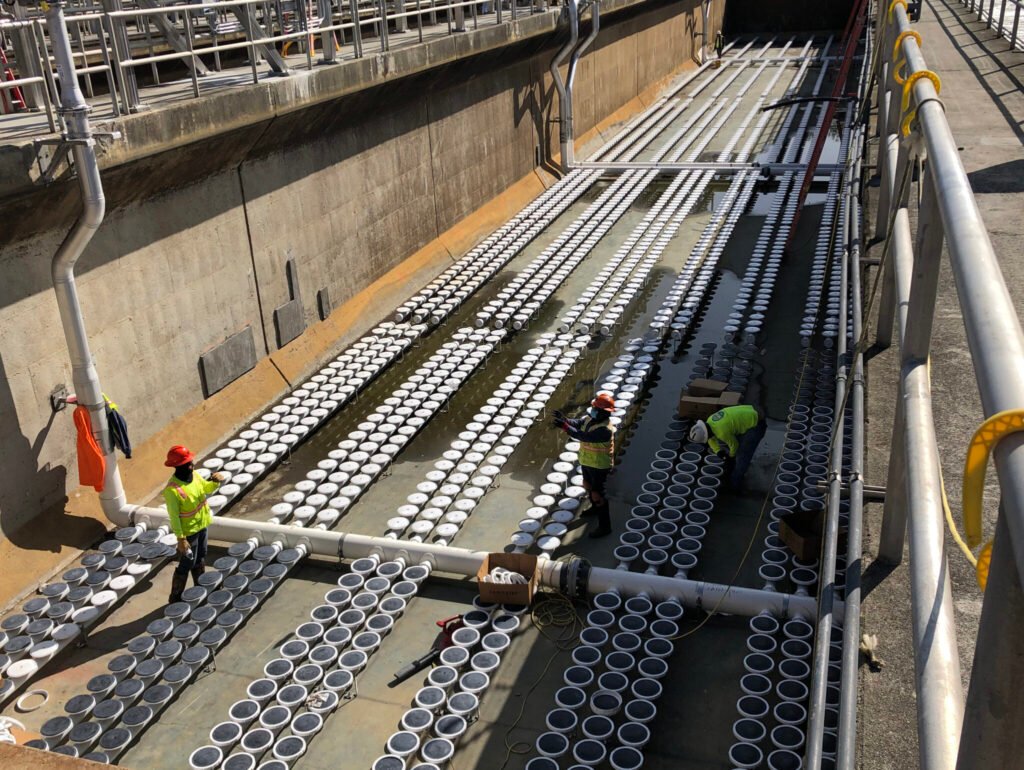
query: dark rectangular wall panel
199 327 258 397
274 299 305 348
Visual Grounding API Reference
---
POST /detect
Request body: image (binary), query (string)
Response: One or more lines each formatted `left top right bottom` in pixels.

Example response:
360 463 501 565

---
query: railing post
321 0 338 63
874 139 913 348
897 166 965 769
956 512 1024 770
349 0 364 57
101 0 141 111
878 403 908 562
9 3 46 110
879 158 943 565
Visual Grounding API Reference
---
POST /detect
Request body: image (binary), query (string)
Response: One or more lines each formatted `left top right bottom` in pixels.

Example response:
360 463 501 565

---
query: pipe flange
558 557 591 600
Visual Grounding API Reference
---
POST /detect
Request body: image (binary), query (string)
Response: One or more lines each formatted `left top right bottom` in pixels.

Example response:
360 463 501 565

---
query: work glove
551 416 567 430
553 410 565 421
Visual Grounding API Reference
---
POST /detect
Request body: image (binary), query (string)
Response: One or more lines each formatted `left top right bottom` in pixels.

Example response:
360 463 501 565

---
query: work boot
580 504 598 518
168 572 188 604
588 504 612 538
190 560 206 586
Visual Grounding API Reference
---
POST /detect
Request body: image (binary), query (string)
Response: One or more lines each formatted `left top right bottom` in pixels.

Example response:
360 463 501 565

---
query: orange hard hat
164 445 195 467
591 393 616 412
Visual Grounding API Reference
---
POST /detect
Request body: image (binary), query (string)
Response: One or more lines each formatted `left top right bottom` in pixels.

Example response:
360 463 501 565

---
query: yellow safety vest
577 416 616 470
163 474 219 538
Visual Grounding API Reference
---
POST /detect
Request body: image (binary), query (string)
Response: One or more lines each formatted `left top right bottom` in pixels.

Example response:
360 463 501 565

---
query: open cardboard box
779 507 848 562
687 378 728 397
677 390 742 420
477 552 538 606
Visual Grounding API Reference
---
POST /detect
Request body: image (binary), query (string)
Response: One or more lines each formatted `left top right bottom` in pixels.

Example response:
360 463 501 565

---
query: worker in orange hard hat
553 393 617 538
163 445 225 603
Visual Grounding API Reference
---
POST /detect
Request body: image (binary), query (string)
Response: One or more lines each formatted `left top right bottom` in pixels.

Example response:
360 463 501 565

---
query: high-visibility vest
577 416 616 470
163 475 218 538
707 405 760 457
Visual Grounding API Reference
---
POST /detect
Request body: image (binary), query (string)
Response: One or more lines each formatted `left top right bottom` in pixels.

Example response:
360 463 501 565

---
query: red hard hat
164 445 195 468
591 393 616 412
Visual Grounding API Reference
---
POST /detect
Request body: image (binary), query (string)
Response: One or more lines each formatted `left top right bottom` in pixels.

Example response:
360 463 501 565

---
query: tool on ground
390 615 465 684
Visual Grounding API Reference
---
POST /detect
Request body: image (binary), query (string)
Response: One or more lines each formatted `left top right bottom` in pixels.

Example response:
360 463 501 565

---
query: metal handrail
872 0 1024 768
962 0 1023 50
1 0 554 130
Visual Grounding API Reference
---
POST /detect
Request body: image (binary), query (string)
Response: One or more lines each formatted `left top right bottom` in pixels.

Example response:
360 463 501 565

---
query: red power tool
391 615 465 683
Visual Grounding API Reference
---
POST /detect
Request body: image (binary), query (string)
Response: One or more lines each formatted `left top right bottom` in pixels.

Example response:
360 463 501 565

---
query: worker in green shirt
688 405 766 489
163 445 224 603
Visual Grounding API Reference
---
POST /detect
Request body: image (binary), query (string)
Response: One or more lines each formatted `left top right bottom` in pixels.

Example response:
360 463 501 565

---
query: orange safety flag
73 405 106 492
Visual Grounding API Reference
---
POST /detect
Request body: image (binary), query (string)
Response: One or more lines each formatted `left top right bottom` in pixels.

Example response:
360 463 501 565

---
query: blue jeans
175 527 208 575
730 421 767 489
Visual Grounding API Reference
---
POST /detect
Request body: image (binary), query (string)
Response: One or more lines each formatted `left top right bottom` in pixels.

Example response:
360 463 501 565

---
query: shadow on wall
0 351 106 551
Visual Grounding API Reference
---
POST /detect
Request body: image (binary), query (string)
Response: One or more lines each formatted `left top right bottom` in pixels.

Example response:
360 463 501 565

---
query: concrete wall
0 0 719 541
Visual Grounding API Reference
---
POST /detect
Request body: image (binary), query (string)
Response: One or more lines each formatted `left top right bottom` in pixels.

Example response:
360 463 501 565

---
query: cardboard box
678 394 726 420
477 553 538 606
779 508 848 562
718 391 742 407
677 390 743 420
688 378 728 397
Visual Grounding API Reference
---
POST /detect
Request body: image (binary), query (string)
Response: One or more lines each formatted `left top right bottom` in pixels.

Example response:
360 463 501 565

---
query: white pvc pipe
116 505 822 619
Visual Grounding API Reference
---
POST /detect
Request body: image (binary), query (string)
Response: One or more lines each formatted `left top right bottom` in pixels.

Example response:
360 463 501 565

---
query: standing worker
714 30 725 66
163 445 224 603
553 393 617 538
689 404 766 490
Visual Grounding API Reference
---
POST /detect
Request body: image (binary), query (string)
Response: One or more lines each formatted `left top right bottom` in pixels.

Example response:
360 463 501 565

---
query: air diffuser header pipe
46 1 165 525
116 504 826 618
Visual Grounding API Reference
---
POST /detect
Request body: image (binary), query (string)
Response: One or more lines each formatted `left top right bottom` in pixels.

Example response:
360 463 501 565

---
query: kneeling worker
163 445 225 603
689 404 766 489
553 393 617 538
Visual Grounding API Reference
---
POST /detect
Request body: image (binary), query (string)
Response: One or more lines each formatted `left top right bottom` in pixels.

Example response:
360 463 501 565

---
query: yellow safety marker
887 0 909 23
962 409 1024 589
899 70 942 136
891 30 922 85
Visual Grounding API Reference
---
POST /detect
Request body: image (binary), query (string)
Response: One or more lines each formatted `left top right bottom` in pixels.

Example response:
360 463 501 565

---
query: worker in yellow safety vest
553 393 617 538
163 445 225 603
689 404 767 490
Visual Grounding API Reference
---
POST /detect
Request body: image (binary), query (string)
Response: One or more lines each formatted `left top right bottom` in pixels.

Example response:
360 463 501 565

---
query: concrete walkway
860 0 1024 766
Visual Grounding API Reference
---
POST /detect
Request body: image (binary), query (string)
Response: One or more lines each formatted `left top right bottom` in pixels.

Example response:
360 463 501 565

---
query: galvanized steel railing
961 0 1024 49
871 0 1024 768
0 0 554 132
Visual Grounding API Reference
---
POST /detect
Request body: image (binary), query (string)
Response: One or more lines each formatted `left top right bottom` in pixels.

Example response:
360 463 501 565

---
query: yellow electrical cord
497 587 586 769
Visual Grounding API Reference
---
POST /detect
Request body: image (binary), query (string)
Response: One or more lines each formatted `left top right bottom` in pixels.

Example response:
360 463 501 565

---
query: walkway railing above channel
961 0 1024 50
0 0 556 133
870 1 1024 769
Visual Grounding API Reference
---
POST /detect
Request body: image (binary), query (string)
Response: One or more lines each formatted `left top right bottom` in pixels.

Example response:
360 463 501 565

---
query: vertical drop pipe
47 1 131 519
563 0 599 172
549 0 579 173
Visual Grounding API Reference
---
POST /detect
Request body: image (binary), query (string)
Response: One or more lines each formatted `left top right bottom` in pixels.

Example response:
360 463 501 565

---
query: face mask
587 407 600 419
